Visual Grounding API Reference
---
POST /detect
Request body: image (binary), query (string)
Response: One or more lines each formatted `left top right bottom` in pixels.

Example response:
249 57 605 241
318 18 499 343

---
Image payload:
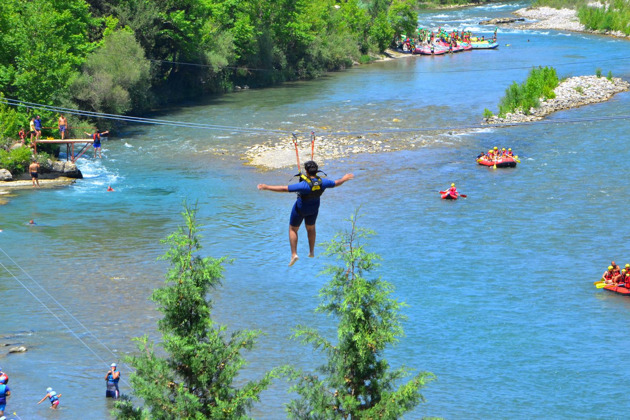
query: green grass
496 66 559 117
533 0 630 35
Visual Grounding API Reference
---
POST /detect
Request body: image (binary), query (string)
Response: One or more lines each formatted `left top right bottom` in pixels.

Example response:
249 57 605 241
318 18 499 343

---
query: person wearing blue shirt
0 376 10 419
258 160 353 266
34 115 42 142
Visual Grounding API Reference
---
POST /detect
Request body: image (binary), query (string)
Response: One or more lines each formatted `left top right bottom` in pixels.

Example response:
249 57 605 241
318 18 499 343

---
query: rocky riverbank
484 75 630 125
0 158 82 198
513 7 586 32
513 6 630 38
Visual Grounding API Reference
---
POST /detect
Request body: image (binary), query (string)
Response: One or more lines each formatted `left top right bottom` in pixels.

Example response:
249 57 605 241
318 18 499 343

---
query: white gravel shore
514 7 586 32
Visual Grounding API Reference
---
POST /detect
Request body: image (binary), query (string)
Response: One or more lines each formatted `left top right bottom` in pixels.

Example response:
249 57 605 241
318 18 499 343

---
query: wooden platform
34 139 94 162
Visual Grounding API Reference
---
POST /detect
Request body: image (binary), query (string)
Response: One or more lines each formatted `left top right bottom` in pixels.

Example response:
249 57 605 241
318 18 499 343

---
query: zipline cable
3 97 630 138
0 246 132 386
0 98 290 136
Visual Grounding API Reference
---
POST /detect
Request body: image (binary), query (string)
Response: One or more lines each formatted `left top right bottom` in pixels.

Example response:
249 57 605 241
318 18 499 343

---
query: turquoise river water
1 2 630 419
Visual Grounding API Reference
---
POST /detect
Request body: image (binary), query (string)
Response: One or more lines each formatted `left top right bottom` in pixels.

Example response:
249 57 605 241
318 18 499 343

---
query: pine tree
285 213 435 419
115 204 274 420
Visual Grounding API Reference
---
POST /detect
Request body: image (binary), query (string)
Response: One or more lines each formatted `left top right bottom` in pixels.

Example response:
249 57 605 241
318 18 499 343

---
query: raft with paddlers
602 284 630 296
440 183 466 200
477 156 518 168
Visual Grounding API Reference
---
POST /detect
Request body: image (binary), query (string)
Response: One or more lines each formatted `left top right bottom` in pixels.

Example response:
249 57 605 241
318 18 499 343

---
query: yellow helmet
623 269 627 273
451 183 455 187
502 148 506 151
625 264 629 268
494 146 498 150
508 148 512 151
609 266 614 270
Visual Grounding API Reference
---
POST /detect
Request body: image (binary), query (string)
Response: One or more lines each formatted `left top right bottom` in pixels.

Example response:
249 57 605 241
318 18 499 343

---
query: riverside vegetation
115 205 433 419
0 0 419 148
532 0 630 35
483 66 629 124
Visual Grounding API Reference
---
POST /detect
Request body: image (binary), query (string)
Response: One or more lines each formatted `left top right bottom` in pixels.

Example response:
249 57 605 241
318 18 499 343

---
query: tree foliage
285 213 435 419
115 204 274 420
0 0 420 143
71 27 152 114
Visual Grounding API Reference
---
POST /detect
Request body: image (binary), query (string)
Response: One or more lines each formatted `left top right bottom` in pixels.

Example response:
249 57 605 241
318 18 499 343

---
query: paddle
596 282 608 289
439 191 466 198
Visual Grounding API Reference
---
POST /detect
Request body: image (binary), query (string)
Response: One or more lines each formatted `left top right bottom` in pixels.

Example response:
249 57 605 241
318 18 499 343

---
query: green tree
388 0 419 43
115 204 274 420
285 213 435 419
71 26 152 114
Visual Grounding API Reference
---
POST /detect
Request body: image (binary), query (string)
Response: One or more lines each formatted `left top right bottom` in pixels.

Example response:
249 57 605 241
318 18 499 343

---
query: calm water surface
2 2 630 418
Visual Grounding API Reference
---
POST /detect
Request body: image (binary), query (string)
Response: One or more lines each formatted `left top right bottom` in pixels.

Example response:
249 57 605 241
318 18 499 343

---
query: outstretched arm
38 394 48 404
257 184 289 192
334 173 354 187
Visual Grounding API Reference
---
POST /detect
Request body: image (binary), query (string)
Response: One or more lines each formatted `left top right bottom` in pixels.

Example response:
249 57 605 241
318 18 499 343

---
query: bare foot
308 253 314 258
289 255 299 267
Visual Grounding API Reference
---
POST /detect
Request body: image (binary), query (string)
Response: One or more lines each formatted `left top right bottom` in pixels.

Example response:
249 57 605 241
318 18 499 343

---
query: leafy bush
607 70 613 81
595 68 602 77
483 108 494 118
574 86 585 94
0 146 33 175
498 66 559 117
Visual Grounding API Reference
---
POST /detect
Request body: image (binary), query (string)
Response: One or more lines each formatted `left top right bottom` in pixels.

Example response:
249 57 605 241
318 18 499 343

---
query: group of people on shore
17 115 108 159
400 27 498 52
18 115 67 146
477 146 515 162
602 261 630 288
0 363 120 417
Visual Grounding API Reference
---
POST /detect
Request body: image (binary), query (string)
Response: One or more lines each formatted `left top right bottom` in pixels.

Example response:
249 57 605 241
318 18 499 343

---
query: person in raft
257 161 354 266
37 387 61 409
446 183 458 197
602 266 615 284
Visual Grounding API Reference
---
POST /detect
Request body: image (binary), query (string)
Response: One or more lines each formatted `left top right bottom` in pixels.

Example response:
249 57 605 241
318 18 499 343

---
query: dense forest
0 0 421 145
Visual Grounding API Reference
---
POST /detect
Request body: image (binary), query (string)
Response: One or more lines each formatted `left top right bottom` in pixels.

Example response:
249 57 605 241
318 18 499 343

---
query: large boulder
0 169 12 181
51 160 65 173
63 161 82 179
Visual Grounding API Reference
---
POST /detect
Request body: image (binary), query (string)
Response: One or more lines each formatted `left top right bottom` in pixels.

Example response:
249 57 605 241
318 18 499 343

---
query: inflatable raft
441 191 458 200
477 157 517 168
603 284 630 296
414 44 449 55
471 41 499 49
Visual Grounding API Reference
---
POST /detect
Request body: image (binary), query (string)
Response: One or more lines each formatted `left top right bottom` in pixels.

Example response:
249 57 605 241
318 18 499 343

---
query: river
1 1 630 419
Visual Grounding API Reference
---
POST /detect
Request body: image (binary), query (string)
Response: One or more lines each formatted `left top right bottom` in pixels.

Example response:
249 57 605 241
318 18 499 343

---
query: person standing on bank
105 363 120 398
257 161 354 266
34 115 42 142
29 159 40 188
58 114 67 140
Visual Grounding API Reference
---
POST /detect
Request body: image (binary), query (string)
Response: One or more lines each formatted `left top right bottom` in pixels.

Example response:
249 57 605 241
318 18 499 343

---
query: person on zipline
258 160 353 266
